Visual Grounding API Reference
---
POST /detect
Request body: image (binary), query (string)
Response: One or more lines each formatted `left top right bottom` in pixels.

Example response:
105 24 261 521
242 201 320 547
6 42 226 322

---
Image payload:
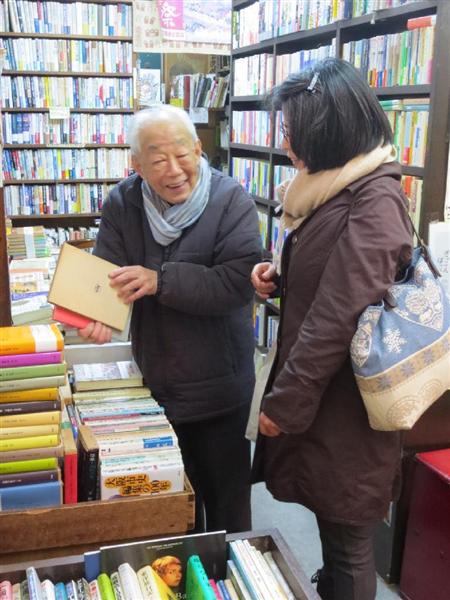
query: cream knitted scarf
273 144 396 273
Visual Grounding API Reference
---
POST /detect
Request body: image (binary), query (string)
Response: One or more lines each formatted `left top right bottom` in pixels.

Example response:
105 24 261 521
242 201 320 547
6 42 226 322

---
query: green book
97 573 116 600
0 362 66 381
186 555 216 600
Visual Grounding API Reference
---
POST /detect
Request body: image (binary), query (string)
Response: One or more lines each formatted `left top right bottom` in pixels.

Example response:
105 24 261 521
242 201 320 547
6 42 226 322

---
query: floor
251 481 400 599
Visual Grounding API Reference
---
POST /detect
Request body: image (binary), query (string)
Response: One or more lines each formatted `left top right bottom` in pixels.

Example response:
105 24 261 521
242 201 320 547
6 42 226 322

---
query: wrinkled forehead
140 119 195 153
145 136 194 154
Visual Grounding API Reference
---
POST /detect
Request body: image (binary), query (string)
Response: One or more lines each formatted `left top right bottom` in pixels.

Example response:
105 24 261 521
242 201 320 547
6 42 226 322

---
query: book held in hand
48 243 131 331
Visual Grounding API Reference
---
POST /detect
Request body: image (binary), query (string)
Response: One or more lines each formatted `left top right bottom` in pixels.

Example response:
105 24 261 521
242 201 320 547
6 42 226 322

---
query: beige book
48 243 131 330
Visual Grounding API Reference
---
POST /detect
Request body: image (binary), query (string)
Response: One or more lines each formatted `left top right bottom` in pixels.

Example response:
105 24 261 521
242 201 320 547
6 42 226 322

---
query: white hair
127 105 198 155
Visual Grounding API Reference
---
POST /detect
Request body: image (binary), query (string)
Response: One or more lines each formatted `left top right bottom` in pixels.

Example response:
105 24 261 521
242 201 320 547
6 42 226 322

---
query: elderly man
79 105 261 532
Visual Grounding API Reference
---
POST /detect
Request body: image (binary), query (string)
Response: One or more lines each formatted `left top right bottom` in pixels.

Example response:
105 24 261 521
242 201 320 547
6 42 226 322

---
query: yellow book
0 387 59 403
0 434 60 452
0 424 60 439
0 456 59 474
0 324 64 355
0 410 61 428
48 243 131 331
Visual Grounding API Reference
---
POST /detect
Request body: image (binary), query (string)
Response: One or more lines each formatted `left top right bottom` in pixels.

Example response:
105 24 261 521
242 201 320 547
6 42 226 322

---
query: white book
110 571 126 600
118 562 144 600
41 580 56 600
88 580 101 600
262 552 295 600
245 544 288 600
230 540 272 600
226 560 252 600
224 579 240 600
100 460 184 500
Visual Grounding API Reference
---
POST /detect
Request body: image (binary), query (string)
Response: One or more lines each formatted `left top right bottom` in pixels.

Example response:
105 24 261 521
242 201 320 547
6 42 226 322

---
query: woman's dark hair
268 58 393 173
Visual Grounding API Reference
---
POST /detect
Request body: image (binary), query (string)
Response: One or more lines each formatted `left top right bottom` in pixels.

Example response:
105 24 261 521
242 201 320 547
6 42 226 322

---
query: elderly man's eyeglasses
280 121 289 140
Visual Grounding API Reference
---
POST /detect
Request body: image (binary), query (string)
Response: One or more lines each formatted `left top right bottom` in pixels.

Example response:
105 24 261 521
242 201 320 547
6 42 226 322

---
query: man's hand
78 321 112 345
251 262 277 300
109 265 158 304
259 412 282 437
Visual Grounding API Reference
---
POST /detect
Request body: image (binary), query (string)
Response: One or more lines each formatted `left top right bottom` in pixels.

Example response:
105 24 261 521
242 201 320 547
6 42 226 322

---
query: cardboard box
0 477 195 562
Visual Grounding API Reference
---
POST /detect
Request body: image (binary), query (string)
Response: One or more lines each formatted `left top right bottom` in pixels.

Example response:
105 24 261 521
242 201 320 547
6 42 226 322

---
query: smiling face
131 117 202 204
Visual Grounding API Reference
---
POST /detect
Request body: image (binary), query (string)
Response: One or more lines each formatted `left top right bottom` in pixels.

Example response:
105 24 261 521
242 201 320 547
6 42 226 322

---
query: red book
52 305 93 330
407 15 436 30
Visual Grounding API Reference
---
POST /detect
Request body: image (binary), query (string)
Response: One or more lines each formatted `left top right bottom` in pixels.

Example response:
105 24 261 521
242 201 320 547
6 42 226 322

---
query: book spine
0 581 13 600
54 583 68 600
0 480 62 511
88 580 101 600
117 562 144 600
0 409 61 427
0 424 60 439
40 579 56 600
0 362 66 382
0 374 65 392
26 567 43 600
61 427 78 504
109 573 125 600
0 351 62 368
0 468 60 488
0 442 64 464
97 574 116 600
186 555 216 600
0 387 59 403
0 456 59 475
0 434 59 452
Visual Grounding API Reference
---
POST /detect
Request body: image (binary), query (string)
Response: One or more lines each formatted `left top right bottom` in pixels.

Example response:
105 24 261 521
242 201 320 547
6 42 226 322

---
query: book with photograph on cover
99 531 227 599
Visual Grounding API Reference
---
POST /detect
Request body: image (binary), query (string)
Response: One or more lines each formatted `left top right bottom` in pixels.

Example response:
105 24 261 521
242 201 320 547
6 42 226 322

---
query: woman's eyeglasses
280 121 289 140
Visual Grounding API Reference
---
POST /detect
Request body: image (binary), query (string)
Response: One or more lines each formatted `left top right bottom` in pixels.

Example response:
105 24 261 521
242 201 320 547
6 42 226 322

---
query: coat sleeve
262 186 413 434
157 187 262 316
93 188 129 267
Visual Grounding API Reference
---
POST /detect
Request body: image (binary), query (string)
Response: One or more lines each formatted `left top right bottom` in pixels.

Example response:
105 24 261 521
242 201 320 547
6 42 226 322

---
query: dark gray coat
94 169 261 424
252 163 413 525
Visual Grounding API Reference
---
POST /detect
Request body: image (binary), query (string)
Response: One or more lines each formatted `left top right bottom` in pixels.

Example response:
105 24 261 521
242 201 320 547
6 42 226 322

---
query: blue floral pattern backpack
350 215 450 431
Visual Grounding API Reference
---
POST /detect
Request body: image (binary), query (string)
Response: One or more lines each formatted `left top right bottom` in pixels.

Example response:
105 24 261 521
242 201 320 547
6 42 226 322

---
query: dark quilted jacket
94 169 262 424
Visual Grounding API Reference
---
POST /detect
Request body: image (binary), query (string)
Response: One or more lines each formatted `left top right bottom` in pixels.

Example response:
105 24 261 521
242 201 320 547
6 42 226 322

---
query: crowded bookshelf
229 0 450 352
0 1 449 595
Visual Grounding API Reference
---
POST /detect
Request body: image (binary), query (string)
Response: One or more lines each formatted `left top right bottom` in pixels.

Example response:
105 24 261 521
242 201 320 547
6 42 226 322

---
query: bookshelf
0 0 134 229
229 0 450 351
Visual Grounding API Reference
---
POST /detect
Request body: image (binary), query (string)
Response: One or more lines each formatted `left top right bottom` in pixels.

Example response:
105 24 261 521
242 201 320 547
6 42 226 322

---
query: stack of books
70 360 184 502
0 324 67 511
7 225 51 259
9 256 55 326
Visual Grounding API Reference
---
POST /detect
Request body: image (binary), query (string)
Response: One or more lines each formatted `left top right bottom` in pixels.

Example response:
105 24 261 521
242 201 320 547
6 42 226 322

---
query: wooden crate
0 477 195 563
0 529 320 599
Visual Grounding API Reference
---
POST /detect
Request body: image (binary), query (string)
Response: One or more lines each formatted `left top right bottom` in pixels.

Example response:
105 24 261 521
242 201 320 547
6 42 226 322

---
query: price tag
49 107 70 120
189 107 208 124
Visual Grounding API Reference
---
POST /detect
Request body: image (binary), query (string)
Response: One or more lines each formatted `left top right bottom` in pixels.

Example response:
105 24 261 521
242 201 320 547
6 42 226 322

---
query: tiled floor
251 481 400 599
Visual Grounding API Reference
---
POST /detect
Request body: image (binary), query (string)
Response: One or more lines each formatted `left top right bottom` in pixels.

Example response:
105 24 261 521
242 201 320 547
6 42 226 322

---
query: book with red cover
53 305 93 329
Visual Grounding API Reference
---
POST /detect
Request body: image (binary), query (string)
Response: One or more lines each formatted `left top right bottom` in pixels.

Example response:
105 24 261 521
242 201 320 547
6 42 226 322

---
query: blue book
217 580 232 600
0 480 62 511
26 566 43 600
54 582 68 600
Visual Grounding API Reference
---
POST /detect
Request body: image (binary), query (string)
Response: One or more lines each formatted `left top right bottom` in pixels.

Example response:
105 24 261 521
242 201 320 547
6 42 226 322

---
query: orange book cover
0 324 64 356
0 387 60 403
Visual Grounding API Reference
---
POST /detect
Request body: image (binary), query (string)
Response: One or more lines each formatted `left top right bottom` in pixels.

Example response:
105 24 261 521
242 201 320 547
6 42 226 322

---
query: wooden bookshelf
1 0 133 227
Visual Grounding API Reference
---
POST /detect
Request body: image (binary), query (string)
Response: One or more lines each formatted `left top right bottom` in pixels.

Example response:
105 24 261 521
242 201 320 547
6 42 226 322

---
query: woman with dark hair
251 58 413 600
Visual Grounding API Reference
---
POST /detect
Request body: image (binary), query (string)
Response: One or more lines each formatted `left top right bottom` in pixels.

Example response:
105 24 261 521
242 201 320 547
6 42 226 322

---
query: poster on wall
133 0 231 55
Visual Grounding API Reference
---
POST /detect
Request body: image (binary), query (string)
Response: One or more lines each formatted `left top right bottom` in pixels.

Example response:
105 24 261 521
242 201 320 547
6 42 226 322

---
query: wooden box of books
0 476 195 561
0 529 321 599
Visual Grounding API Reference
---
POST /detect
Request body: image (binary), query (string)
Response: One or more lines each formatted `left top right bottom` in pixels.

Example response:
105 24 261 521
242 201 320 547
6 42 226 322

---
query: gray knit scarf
142 156 211 246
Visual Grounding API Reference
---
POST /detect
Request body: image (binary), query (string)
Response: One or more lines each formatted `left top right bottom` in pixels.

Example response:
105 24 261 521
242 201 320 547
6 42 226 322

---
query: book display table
0 529 320 600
